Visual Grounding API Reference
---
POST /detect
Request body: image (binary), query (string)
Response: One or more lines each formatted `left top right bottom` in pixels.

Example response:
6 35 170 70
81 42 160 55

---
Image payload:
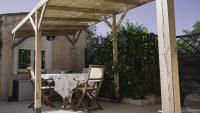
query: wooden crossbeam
21 25 87 31
104 10 127 30
104 19 112 29
29 17 36 32
74 30 82 43
12 0 48 34
43 17 100 22
47 5 117 14
65 30 82 46
103 0 144 5
14 37 30 48
42 25 87 30
38 2 47 30
65 35 74 46
117 10 128 27
15 30 76 37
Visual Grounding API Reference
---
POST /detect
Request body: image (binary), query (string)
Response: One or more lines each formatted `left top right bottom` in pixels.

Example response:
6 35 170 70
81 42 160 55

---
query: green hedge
88 22 158 99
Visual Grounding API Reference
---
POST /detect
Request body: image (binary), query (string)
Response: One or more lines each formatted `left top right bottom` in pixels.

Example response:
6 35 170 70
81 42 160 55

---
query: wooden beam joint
65 30 82 46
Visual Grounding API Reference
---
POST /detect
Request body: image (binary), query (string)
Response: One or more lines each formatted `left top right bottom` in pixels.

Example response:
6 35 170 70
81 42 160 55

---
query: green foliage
88 21 158 99
180 21 200 54
87 20 200 100
87 26 105 58
183 21 200 34
192 21 200 34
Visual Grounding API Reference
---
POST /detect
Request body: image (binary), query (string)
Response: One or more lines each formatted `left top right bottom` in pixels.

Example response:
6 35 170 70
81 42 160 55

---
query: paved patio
0 101 161 113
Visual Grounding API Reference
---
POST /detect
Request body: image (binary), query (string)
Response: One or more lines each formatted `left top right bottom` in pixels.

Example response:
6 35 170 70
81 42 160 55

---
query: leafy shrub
88 22 158 99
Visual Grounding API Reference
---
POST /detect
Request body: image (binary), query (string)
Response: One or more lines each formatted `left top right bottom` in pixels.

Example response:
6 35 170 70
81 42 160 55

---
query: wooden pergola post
28 3 47 113
112 14 120 97
104 11 127 98
34 10 42 113
156 0 181 113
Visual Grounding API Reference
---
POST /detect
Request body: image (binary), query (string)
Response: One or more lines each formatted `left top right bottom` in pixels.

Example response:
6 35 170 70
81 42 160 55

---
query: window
18 49 46 70
33 50 46 69
18 49 31 69
42 51 45 69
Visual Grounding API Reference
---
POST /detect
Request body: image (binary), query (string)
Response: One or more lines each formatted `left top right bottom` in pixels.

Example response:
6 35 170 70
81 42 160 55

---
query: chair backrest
82 68 89 73
27 67 35 80
27 67 35 88
87 65 105 83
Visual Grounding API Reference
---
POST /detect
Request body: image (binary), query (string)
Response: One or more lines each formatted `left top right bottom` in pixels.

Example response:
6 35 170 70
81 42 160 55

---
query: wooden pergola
11 0 181 113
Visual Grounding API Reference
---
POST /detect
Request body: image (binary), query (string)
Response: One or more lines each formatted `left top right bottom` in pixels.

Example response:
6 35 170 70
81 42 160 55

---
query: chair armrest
73 78 87 88
74 78 86 82
73 77 86 81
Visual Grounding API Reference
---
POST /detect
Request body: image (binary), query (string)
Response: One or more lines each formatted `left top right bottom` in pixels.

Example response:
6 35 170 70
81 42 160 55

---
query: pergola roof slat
45 10 111 19
43 17 100 22
47 5 118 14
42 21 93 26
103 0 147 5
12 0 153 36
12 0 48 34
20 25 88 31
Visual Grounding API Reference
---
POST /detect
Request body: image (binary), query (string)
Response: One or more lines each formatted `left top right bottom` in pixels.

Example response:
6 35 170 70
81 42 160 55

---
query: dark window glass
33 51 45 69
18 49 31 69
42 51 45 69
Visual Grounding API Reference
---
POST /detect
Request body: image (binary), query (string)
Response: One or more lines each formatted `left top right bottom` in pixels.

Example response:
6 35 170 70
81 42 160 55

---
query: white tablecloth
42 73 88 101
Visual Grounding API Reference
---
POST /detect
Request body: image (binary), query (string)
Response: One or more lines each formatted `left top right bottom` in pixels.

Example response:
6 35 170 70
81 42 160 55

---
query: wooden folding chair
27 67 56 109
73 65 105 113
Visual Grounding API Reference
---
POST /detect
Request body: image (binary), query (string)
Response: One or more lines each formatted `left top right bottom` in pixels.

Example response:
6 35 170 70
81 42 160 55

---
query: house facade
0 13 87 100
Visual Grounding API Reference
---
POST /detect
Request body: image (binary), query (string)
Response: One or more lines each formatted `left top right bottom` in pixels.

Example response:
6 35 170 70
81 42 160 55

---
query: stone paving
0 101 161 113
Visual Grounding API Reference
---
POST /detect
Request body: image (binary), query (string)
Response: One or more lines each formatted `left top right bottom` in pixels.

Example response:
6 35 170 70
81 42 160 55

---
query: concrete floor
0 101 161 113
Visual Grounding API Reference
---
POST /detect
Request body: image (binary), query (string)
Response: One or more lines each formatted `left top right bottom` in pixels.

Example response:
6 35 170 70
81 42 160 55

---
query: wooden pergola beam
43 17 100 22
103 0 144 5
104 19 112 30
15 30 76 37
156 0 181 113
42 21 90 26
65 30 82 46
74 30 82 43
117 10 128 27
38 3 47 30
14 37 31 48
21 25 87 31
47 5 117 14
12 0 48 34
65 35 74 46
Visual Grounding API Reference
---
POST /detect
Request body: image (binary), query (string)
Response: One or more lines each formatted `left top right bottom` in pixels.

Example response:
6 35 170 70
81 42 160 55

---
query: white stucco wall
14 37 53 74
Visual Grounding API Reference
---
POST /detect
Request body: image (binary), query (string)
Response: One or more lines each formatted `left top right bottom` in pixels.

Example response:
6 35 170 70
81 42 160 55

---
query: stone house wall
0 13 87 100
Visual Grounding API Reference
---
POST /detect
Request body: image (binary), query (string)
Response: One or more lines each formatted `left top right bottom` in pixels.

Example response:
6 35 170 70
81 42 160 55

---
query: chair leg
62 97 70 110
42 93 56 108
94 100 103 110
27 102 34 108
74 91 85 110
81 96 91 113
86 92 103 110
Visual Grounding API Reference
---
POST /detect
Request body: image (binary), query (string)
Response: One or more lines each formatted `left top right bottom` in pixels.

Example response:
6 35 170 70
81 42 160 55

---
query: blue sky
0 0 200 36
